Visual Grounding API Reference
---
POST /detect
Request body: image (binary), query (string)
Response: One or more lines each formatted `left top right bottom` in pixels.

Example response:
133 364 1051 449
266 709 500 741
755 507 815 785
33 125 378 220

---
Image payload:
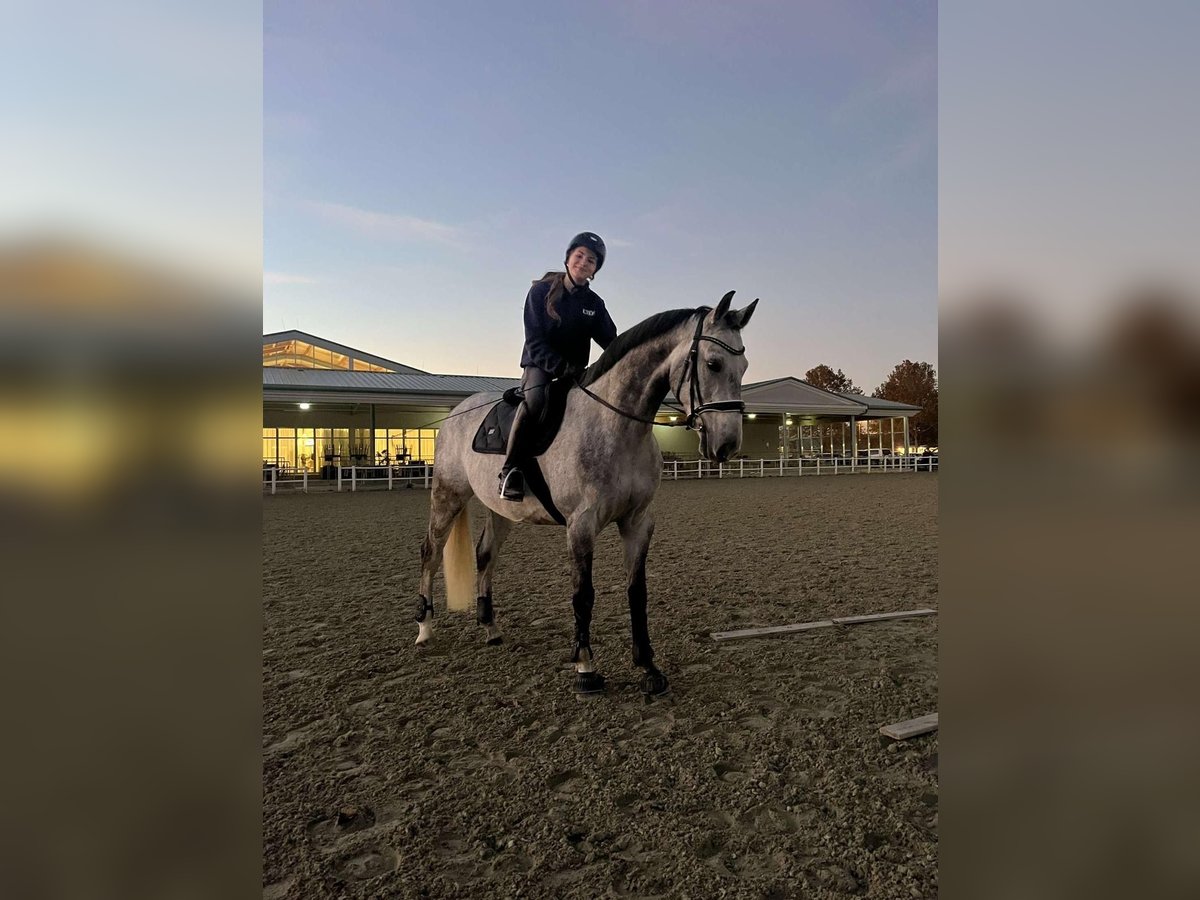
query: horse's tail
441 507 474 612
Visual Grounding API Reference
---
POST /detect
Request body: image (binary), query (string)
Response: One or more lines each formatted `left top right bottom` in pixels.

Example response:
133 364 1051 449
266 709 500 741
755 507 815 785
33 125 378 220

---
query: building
262 331 922 474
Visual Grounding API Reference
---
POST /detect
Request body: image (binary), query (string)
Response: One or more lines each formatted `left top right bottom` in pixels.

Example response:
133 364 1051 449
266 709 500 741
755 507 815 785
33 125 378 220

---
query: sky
263 0 936 389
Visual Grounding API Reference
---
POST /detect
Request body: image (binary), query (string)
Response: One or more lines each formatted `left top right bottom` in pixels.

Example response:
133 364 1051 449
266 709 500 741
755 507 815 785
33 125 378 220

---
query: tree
804 364 864 395
874 360 938 447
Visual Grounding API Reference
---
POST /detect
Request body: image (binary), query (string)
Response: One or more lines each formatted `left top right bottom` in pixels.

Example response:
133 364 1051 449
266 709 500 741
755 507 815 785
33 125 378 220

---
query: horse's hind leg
416 482 467 648
619 508 669 698
475 510 512 645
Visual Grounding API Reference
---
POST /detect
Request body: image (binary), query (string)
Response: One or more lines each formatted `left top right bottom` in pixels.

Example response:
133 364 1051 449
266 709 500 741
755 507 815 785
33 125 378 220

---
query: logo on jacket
582 308 595 316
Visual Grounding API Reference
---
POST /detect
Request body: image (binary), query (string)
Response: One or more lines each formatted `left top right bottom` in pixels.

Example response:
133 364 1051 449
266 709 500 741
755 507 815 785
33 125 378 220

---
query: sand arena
264 474 938 898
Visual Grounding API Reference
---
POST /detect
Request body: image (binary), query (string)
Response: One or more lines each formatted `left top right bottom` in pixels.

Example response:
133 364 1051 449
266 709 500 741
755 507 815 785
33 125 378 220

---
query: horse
414 290 758 698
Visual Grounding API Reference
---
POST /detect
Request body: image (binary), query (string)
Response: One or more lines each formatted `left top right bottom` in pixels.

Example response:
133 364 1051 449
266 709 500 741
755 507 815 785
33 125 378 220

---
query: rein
577 311 746 431
416 310 746 432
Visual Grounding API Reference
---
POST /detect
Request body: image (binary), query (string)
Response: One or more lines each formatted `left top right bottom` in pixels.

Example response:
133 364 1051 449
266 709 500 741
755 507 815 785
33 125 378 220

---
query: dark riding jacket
519 278 617 378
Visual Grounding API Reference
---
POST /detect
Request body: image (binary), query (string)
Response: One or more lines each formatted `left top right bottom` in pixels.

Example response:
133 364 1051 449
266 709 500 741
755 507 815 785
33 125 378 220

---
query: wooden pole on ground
711 608 936 642
879 712 938 741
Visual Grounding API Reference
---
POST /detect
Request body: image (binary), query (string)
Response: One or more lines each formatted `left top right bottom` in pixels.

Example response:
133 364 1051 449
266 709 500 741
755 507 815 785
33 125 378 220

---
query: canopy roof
263 334 921 418
263 330 428 375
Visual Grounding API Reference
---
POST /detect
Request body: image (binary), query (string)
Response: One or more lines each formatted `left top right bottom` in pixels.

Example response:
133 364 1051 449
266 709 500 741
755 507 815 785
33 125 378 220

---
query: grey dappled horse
415 291 758 698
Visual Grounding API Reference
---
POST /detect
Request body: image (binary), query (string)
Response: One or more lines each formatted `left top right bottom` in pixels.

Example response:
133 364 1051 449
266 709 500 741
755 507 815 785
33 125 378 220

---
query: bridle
674 313 746 430
575 310 746 430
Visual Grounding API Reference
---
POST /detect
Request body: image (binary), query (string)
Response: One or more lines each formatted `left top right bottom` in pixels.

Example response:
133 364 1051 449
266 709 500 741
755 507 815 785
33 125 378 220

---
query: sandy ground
263 473 938 899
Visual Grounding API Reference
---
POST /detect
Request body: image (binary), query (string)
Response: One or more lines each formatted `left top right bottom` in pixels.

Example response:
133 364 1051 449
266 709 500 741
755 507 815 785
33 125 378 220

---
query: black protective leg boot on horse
498 402 533 501
571 563 605 699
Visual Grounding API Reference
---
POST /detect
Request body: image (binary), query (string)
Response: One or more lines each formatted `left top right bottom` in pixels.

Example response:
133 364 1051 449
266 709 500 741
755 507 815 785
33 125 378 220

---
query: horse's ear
712 290 735 323
729 298 758 330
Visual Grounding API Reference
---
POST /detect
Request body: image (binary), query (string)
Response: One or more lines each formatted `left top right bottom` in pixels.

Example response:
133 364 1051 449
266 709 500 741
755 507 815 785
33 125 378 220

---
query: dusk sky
264 1 936 389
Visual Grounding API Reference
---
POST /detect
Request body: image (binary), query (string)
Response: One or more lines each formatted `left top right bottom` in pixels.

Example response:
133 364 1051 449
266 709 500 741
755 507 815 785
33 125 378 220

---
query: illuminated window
371 428 438 465
351 359 395 373
264 425 437 470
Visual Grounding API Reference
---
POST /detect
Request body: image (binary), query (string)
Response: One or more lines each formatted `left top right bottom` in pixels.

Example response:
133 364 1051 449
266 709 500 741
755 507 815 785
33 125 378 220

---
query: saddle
471 381 572 456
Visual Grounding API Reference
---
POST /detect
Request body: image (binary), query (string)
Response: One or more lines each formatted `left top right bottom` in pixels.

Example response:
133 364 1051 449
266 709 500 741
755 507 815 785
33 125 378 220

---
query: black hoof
574 671 606 699
640 669 671 698
486 635 503 646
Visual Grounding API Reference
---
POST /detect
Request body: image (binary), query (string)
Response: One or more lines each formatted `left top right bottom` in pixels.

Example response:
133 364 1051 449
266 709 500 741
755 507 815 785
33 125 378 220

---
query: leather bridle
674 313 746 431
575 311 746 430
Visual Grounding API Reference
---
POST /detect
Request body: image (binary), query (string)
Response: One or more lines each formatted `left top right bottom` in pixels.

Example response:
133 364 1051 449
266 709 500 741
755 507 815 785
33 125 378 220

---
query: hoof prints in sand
264 475 938 898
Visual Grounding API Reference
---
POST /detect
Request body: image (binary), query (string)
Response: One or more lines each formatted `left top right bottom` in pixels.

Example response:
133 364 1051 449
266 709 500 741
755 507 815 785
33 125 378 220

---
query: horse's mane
580 307 708 387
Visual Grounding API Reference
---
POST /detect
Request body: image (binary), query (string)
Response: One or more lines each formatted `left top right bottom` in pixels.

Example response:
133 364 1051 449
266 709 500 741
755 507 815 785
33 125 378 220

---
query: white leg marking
575 647 595 674
415 620 433 646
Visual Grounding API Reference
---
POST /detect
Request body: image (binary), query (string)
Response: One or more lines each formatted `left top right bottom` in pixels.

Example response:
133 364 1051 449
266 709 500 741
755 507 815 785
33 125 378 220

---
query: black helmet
565 232 606 272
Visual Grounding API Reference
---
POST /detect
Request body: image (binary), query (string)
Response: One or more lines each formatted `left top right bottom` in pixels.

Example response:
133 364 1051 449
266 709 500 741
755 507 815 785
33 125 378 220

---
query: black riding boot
499 402 533 501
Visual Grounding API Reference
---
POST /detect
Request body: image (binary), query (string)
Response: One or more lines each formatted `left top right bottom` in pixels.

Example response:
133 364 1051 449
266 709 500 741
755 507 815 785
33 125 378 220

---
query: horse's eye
706 359 722 373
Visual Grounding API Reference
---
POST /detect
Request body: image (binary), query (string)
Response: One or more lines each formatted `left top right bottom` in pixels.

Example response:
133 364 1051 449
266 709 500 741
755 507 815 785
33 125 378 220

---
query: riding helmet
565 232 606 272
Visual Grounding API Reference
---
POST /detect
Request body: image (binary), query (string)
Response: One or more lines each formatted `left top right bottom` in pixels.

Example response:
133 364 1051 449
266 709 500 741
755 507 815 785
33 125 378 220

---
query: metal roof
263 369 921 418
850 395 923 415
742 377 868 413
261 335 922 418
741 377 922 417
265 367 518 393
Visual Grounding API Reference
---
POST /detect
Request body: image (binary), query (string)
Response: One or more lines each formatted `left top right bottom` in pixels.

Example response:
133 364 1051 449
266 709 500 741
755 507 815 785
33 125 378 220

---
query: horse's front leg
619 509 670 698
568 514 605 699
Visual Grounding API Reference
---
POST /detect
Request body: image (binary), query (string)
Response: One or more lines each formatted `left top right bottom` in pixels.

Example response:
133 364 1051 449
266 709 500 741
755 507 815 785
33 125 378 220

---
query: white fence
661 454 939 481
262 464 432 495
263 456 937 494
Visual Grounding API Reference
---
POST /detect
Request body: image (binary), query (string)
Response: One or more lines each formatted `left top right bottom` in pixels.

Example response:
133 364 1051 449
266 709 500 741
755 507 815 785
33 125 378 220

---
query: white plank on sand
831 608 937 625
711 608 936 642
879 712 939 741
710 620 834 642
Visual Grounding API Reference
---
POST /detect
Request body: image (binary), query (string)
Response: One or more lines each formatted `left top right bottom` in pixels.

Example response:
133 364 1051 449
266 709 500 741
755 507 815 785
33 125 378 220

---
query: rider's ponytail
533 271 567 322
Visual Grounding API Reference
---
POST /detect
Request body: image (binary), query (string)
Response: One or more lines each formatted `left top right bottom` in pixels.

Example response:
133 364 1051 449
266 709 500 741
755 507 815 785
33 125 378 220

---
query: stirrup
498 467 525 501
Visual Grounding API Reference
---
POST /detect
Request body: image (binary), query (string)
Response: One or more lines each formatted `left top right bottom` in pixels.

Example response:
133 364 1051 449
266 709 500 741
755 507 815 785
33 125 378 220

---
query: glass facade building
261 333 924 478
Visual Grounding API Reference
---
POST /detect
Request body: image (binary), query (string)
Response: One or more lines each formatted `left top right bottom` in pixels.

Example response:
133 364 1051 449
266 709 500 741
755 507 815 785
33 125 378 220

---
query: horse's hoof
414 639 431 651
574 671 606 699
486 635 503 646
640 669 671 699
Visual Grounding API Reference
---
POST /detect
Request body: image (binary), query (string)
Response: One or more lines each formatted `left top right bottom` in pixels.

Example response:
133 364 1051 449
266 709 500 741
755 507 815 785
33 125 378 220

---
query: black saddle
471 381 572 456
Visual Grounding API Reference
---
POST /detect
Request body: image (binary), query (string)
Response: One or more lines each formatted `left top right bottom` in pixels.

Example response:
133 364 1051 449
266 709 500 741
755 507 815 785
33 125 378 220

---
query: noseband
676 313 746 431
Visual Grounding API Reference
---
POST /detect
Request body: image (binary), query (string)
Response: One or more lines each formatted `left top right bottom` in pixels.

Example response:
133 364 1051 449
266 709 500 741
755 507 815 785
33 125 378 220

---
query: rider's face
566 247 598 285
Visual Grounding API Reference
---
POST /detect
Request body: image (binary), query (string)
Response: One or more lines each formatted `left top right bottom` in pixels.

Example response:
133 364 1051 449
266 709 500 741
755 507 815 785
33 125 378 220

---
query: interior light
786 418 794 426
299 402 311 410
669 415 678 422
747 414 756 419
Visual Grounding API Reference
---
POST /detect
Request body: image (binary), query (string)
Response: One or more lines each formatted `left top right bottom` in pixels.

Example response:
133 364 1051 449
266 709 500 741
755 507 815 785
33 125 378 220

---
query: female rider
499 231 618 500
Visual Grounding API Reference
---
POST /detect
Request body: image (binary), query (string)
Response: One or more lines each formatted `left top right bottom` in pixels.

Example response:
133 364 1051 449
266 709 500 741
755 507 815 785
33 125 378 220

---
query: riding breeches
503 366 551 466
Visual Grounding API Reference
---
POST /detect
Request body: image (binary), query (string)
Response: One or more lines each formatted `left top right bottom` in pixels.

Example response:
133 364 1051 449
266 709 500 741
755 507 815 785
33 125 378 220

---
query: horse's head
671 290 758 464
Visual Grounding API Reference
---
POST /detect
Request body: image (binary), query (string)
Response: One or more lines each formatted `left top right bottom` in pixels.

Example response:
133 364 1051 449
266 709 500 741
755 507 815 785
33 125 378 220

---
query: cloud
311 202 464 246
868 123 936 182
879 51 937 100
264 272 316 285
264 113 315 140
832 51 937 126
